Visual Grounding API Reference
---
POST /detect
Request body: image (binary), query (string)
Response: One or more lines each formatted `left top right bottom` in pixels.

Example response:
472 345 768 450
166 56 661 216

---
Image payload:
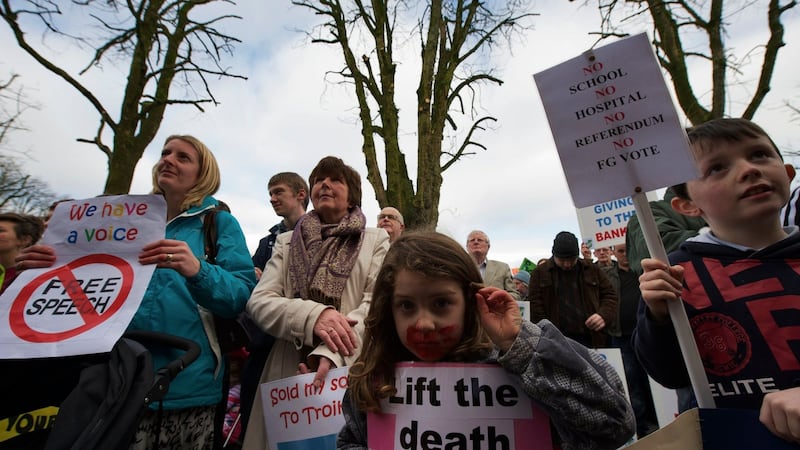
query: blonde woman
16 135 257 449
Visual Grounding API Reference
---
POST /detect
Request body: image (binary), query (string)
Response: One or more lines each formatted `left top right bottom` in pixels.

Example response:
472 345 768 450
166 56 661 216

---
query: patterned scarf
288 207 366 310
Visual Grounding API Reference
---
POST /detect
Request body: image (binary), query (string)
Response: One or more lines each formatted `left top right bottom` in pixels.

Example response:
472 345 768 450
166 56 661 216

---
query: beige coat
242 227 389 450
483 259 520 301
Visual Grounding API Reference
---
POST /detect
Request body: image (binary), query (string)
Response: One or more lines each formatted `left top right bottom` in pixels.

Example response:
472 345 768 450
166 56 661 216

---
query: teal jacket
128 196 256 410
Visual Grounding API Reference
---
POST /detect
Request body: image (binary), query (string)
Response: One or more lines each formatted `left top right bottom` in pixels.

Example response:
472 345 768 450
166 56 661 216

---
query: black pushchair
0 330 200 450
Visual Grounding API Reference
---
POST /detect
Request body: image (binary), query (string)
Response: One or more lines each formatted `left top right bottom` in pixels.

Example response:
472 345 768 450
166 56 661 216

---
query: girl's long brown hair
348 231 492 412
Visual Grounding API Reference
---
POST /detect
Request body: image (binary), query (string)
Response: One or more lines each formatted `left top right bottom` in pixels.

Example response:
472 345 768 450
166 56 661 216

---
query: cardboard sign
627 408 798 450
367 362 552 450
0 195 166 358
577 192 658 249
534 32 698 208
261 367 349 450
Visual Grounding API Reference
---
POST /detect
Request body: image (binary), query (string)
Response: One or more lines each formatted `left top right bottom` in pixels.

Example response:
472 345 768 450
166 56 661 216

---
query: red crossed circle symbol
9 254 134 343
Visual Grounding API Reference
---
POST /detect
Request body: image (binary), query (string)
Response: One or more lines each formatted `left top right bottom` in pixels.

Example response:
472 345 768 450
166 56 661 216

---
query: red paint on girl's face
392 269 467 362
406 325 460 361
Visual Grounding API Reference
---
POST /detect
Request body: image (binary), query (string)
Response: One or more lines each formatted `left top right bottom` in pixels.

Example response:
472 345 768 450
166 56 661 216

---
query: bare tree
0 0 246 194
0 159 57 215
0 74 57 216
583 0 797 125
294 0 536 229
0 74 29 148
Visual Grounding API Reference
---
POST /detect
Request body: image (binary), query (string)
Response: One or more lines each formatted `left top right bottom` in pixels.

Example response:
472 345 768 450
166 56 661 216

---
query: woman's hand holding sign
138 239 201 277
15 245 57 271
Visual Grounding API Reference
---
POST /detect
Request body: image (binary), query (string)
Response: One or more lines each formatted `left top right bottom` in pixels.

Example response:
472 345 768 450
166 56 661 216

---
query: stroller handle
122 330 201 379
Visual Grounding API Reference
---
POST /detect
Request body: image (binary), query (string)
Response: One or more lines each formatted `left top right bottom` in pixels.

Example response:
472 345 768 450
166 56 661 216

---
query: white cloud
2 2 799 268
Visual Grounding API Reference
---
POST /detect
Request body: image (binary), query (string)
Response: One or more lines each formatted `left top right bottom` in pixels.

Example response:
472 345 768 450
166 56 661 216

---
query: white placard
0 195 166 358
368 362 552 450
577 192 658 249
534 32 698 208
261 367 349 450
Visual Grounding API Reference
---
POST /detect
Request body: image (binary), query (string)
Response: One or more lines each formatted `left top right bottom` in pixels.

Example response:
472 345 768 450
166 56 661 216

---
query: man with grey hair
466 230 520 300
377 206 405 243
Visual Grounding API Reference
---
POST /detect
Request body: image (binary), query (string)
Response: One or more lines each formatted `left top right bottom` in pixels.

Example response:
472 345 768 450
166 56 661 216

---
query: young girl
338 232 635 450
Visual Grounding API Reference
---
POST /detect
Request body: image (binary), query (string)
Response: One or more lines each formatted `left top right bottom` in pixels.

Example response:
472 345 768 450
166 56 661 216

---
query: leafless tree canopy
0 74 29 147
0 75 57 215
0 159 58 216
294 0 537 229
0 0 246 194
585 0 797 125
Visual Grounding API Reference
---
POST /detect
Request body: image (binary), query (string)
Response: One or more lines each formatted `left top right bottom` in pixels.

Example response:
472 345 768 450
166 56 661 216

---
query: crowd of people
3 117 800 449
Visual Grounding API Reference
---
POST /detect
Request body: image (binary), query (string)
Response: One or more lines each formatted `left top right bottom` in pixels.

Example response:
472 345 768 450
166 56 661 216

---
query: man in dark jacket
529 231 618 348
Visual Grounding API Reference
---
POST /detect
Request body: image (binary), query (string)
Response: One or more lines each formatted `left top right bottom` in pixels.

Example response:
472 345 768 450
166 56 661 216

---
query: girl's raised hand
475 286 521 353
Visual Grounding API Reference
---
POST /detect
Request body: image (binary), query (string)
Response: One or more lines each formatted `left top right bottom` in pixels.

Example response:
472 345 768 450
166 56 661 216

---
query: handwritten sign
0 195 166 358
261 367 349 450
577 192 657 249
367 362 552 450
534 32 698 207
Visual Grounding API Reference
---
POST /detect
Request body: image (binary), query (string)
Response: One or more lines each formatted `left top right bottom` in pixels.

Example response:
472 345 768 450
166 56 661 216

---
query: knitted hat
552 231 579 258
513 270 530 285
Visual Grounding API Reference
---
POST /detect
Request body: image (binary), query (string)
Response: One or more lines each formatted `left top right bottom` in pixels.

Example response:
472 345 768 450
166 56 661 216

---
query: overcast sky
2 2 799 268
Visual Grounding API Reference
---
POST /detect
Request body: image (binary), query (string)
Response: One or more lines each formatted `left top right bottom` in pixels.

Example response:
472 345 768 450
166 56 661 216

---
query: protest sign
627 408 799 450
517 301 530 322
534 32 714 408
577 192 657 249
534 32 698 208
368 362 552 450
0 195 166 358
261 367 349 450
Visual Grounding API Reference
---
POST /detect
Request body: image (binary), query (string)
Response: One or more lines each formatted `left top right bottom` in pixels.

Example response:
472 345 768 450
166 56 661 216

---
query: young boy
632 118 800 443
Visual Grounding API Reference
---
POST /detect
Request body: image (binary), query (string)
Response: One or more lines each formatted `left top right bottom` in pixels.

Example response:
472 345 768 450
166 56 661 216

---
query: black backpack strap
203 209 219 264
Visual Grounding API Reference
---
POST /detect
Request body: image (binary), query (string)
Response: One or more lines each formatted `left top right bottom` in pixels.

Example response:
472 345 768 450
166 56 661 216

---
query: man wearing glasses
466 230 520 301
377 207 405 243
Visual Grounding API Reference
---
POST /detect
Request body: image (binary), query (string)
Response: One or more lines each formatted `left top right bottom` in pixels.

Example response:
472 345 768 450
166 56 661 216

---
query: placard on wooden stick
534 32 714 408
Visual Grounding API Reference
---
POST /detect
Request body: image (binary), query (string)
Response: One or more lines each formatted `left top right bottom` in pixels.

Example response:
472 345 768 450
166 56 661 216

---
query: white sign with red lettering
534 32 698 208
261 367 349 450
0 195 166 358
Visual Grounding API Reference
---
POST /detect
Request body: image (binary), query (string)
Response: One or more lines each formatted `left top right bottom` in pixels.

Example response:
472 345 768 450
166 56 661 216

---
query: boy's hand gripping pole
632 191 716 408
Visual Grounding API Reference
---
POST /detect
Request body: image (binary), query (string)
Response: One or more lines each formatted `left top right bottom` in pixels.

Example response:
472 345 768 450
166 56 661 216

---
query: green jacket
625 188 706 275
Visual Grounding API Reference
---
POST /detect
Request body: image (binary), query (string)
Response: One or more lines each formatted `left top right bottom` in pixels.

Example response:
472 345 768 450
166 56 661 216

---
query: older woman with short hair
242 156 390 449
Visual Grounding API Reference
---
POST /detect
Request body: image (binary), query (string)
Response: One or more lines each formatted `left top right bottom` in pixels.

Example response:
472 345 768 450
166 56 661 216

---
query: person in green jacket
625 187 707 275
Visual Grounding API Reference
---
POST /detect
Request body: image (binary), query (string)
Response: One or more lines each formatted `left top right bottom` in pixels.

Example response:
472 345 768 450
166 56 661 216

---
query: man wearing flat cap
529 231 618 348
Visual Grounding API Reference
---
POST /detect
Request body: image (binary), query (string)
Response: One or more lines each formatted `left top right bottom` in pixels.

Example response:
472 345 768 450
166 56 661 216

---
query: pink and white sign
368 362 552 450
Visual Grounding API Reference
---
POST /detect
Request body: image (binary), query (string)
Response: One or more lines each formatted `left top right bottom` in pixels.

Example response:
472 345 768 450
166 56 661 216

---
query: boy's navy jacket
633 231 800 410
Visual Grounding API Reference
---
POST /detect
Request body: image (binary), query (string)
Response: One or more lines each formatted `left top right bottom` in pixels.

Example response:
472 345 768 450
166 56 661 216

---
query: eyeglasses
378 213 400 222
